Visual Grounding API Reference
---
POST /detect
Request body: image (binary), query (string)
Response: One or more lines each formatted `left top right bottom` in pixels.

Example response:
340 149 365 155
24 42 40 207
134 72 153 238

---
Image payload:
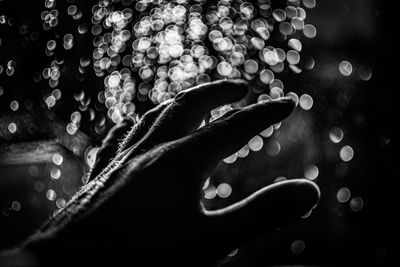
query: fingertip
255 96 296 124
291 179 321 212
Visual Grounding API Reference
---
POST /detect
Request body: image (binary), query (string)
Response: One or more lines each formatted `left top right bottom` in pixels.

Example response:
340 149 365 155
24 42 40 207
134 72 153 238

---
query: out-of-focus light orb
11 201 21 211
329 127 344 143
34 181 45 192
288 39 302 52
291 240 306 254
86 147 100 168
359 66 372 81
8 122 17 133
303 24 316 38
304 165 319 180
340 145 354 162
259 69 274 85
248 135 264 152
45 96 56 108
266 140 281 156
108 74 121 88
46 189 57 201
350 197 364 212
270 87 284 99
339 60 353 76
70 111 82 124
244 59 258 74
56 198 66 209
217 61 232 76
47 39 56 50
223 153 238 164
52 89 62 100
260 126 274 138
217 183 232 198
303 0 317 9
10 100 19 111
50 167 61 180
299 93 313 110
286 50 300 65
237 145 250 158
204 185 217 200
273 9 286 22
337 187 351 203
52 153 63 165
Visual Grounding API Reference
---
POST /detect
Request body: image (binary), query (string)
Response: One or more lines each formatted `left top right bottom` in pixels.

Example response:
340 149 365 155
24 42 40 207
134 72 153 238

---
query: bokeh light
337 187 351 203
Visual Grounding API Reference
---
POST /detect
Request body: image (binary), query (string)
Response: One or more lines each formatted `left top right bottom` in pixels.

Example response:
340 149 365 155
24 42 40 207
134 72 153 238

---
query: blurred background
0 0 395 266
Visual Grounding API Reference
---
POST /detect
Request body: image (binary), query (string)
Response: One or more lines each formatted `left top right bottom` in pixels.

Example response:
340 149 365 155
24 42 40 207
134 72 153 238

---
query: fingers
89 117 134 180
204 179 320 251
117 99 173 153
136 80 248 148
178 97 296 179
89 100 172 181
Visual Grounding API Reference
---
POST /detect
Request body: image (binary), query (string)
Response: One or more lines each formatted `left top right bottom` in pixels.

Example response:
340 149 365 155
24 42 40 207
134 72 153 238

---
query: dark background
0 0 396 266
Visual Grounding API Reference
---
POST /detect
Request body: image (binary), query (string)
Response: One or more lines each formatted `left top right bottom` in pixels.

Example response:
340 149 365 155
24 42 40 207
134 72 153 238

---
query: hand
18 80 320 266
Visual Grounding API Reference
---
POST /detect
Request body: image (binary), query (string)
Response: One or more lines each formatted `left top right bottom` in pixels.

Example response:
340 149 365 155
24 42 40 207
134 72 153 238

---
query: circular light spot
350 197 364 212
340 145 354 162
108 74 121 88
217 183 232 198
248 135 264 152
52 153 63 165
359 66 372 81
303 24 317 38
56 198 67 209
217 62 232 76
8 123 17 133
10 100 19 111
339 61 353 76
259 69 274 84
260 126 274 138
304 165 319 180
299 94 313 110
237 145 250 158
11 201 21 211
291 240 305 254
204 185 217 200
244 59 259 74
266 140 281 156
337 187 351 203
288 39 302 52
223 153 237 164
46 189 57 201
329 127 344 143
303 0 316 9
50 168 61 180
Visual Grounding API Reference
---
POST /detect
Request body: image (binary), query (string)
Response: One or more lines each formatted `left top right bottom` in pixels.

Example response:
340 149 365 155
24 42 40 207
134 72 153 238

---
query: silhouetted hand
1 80 320 267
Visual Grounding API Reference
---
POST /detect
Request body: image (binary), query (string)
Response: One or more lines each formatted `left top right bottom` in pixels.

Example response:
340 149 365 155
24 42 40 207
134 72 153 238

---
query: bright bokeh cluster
86 0 318 125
